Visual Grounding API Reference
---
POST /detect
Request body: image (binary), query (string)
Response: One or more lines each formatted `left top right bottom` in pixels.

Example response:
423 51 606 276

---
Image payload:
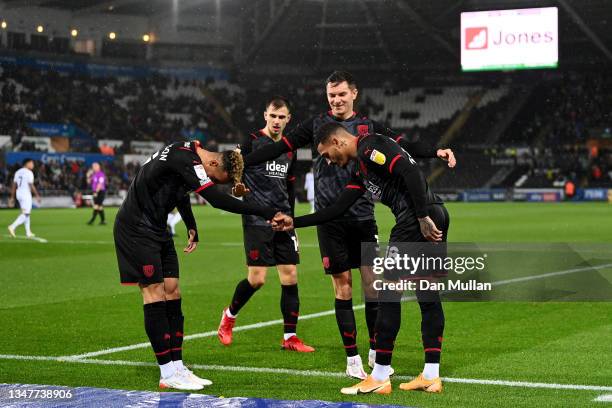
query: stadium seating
362 86 509 130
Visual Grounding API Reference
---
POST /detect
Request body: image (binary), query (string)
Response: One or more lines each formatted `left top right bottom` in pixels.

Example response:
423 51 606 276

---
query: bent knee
247 268 267 288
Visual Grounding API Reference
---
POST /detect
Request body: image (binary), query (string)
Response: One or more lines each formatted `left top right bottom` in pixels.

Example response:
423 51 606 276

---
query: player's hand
8 198 14 207
436 148 456 168
270 212 294 231
36 196 42 205
232 182 250 197
418 216 443 242
184 229 198 254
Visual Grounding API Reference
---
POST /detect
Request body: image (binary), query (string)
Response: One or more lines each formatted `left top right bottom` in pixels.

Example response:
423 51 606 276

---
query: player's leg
19 195 34 237
88 202 99 225
114 222 201 391
168 212 182 236
342 258 400 395
166 213 174 234
8 195 28 236
218 266 266 345
340 290 397 396
400 204 449 393
274 230 313 351
97 192 106 225
277 264 298 339
318 221 366 378
140 282 173 375
98 205 105 225
341 223 396 397
350 220 383 370
355 224 408 392
163 275 211 387
277 263 315 352
218 226 270 345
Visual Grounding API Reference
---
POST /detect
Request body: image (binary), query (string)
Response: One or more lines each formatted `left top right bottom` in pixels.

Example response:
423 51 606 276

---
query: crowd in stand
0 65 236 146
0 63 610 195
0 159 136 198
513 72 612 187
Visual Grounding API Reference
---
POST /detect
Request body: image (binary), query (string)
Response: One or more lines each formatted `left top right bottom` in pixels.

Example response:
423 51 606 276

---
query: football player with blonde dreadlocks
114 140 286 391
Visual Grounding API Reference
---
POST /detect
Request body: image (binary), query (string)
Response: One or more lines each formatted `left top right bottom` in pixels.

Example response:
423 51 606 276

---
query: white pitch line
2 234 47 243
62 306 361 360
1 354 611 392
491 263 612 286
2 235 109 244
595 394 612 402
62 262 612 360
0 237 321 247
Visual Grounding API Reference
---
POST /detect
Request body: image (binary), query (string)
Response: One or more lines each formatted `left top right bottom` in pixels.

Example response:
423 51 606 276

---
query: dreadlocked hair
221 150 244 186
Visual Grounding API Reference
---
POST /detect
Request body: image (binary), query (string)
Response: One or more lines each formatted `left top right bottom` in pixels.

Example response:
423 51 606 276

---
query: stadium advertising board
461 7 558 71
0 55 228 80
578 188 610 202
130 141 165 155
6 152 115 166
462 189 507 202
513 188 563 202
27 122 75 137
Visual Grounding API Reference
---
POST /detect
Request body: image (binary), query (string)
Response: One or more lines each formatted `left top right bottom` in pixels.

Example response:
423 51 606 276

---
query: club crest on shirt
370 149 386 165
357 124 369 135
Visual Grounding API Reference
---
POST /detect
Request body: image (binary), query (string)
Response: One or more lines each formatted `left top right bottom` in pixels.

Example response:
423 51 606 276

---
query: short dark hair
22 158 33 166
315 122 346 146
326 71 357 89
266 95 292 113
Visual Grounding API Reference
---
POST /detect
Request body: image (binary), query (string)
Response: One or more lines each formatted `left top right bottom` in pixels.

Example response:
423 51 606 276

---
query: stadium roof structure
238 0 612 73
1 0 610 72
0 0 243 17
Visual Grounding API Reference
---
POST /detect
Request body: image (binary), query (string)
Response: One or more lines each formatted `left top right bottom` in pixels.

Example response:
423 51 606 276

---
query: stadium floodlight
71 29 78 37
36 25 44 33
1 21 7 29
142 34 150 42
108 32 116 40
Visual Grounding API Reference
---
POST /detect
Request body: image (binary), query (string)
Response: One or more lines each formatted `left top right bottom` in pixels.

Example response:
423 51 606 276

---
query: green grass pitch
1 202 611 407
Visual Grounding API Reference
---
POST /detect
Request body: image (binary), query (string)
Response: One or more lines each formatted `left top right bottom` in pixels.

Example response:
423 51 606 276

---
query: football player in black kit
114 140 287 391
243 71 456 378
272 122 451 395
218 96 314 352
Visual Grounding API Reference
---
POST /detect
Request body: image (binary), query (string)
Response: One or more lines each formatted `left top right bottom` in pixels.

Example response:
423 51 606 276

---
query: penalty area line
0 354 611 393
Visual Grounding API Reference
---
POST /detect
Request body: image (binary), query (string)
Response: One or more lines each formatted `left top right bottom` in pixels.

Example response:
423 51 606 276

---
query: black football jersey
283 112 398 220
117 141 212 239
349 133 443 225
241 131 296 226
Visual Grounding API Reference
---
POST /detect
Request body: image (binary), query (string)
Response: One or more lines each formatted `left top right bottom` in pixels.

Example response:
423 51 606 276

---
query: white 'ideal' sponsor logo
265 160 289 179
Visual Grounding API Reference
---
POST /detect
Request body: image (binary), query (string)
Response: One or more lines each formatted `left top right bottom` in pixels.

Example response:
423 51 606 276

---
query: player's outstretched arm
197 184 278 220
243 139 289 167
396 138 456 167
288 187 363 229
244 119 313 167
373 119 454 165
